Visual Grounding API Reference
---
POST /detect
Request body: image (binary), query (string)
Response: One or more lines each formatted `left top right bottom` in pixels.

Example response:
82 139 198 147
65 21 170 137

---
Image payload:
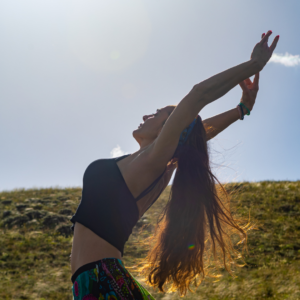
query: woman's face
133 106 175 147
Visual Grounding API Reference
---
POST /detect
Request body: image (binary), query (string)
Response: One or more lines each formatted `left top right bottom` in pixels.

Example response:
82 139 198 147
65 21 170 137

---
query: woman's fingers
259 30 272 45
253 73 260 89
240 75 258 91
244 78 252 86
270 35 280 53
239 80 248 91
261 33 265 39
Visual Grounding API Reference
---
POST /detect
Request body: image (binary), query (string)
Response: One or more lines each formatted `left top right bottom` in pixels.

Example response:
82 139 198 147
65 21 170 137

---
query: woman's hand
239 72 259 113
251 31 279 71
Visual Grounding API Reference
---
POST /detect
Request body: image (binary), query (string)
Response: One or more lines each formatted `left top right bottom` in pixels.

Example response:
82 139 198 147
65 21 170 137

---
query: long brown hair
139 113 252 296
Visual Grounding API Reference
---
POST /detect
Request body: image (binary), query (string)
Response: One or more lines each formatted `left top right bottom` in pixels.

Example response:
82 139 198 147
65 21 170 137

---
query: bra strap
135 167 166 201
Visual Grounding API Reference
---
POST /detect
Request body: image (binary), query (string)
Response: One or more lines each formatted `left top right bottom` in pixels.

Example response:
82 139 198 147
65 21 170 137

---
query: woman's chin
132 128 141 135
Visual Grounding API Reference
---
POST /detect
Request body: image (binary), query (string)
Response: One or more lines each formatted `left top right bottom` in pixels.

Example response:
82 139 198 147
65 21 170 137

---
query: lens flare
188 244 195 250
66 0 152 73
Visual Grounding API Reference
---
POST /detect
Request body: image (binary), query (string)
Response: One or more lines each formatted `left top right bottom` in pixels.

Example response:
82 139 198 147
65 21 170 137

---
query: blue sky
0 0 299 191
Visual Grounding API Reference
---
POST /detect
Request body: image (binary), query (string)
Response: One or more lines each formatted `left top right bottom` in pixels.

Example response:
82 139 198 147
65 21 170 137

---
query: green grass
0 181 300 299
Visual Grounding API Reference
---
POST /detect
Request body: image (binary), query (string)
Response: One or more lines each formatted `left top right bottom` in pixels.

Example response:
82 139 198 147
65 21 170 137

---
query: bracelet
238 103 244 120
239 102 251 116
236 105 243 120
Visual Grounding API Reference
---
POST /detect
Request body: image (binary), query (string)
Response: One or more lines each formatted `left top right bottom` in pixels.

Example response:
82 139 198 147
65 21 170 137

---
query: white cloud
110 145 129 158
269 52 300 67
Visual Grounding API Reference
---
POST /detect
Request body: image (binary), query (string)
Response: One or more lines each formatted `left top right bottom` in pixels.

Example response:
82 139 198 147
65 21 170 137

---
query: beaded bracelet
239 103 245 120
239 102 251 116
236 104 243 120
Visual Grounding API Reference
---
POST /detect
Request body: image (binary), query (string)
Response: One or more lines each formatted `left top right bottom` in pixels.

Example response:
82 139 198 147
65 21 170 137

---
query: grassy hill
0 181 300 299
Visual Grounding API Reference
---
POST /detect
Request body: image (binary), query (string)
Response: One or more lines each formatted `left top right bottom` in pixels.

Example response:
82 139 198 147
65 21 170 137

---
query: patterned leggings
71 258 155 300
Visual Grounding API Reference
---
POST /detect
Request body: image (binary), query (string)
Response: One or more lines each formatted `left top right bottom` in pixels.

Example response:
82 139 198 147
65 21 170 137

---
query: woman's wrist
236 105 243 120
249 57 264 73
241 105 250 115
197 59 262 107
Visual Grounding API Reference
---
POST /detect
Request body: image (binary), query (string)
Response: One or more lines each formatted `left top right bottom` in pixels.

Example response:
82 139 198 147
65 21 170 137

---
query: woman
70 31 279 299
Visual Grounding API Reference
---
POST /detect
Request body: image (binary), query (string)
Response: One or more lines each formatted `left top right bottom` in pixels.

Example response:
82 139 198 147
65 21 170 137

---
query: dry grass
0 181 300 299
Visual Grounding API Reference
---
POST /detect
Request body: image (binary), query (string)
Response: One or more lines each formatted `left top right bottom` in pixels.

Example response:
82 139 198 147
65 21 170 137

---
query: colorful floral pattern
72 258 155 300
74 281 79 296
82 295 98 300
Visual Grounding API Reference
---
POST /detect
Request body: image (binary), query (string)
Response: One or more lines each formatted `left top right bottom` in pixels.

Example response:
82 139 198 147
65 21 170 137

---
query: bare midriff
70 222 123 276
70 147 171 277
70 197 150 276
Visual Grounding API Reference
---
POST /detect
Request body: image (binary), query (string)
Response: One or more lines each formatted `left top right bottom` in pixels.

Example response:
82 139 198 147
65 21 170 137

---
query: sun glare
66 0 152 73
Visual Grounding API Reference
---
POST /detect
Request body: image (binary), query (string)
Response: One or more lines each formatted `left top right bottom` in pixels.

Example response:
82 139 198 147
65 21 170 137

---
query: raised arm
203 108 241 141
147 31 278 169
196 31 278 107
204 72 260 141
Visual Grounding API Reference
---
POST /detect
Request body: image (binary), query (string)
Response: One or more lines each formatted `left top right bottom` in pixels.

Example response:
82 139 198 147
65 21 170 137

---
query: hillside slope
0 181 300 299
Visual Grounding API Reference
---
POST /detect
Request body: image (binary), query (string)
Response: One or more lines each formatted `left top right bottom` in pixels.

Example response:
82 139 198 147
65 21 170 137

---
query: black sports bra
70 154 166 256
